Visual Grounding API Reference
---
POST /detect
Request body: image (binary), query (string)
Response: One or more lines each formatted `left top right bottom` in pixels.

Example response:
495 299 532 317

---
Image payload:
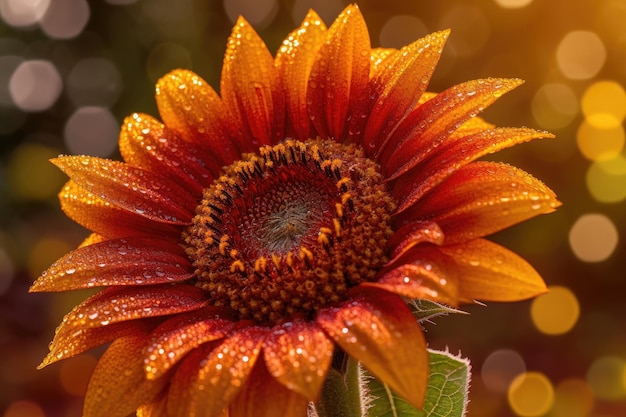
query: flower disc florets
183 139 396 323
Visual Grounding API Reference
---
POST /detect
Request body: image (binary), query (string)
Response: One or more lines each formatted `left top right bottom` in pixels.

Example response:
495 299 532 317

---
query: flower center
183 139 396 324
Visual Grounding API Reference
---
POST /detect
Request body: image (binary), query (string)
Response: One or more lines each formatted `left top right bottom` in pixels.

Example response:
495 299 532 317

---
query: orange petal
365 263 458 306
358 30 449 154
386 220 444 263
57 181 181 240
393 127 554 212
136 390 168 417
403 161 560 243
369 47 397 77
307 4 370 140
275 9 327 140
230 358 309 417
263 319 333 399
437 239 548 302
38 319 157 368
169 327 267 417
317 286 428 408
52 286 208 339
83 329 169 417
52 156 196 225
31 236 193 292
221 17 283 148
155 70 240 165
382 78 523 179
143 308 236 379
119 112 220 195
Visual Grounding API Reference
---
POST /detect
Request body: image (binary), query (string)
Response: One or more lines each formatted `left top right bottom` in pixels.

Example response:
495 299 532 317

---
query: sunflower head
32 4 559 417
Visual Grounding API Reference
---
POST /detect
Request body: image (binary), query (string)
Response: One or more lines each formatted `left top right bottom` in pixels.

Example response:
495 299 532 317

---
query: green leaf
407 299 467 323
365 349 470 417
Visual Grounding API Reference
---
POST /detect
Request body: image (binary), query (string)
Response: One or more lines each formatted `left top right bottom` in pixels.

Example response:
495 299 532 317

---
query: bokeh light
551 378 595 417
0 0 50 28
3 400 45 417
556 31 606 80
586 155 626 203
507 372 554 416
586 356 626 401
439 5 489 57
64 106 119 157
577 121 625 161
224 0 278 28
530 286 580 336
581 80 626 129
531 83 579 130
568 213 619 262
6 142 66 201
494 0 533 8
39 0 90 40
9 60 62 112
481 349 526 393
379 15 428 48
66 58 123 107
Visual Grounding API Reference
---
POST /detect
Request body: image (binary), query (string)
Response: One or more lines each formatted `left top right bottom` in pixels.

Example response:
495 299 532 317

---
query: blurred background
0 0 624 416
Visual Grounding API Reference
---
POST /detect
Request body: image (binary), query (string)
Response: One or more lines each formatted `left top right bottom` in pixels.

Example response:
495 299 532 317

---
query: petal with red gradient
118 112 220 195
393 127 554 212
230 358 309 417
382 78 523 178
386 220 444 263
317 286 428 409
263 319 333 399
168 326 267 417
221 17 283 147
437 238 547 302
83 329 170 417
136 391 169 417
357 30 449 154
51 286 208 338
39 319 157 369
404 161 560 244
365 262 459 306
155 70 240 165
307 4 370 140
143 307 236 379
52 156 196 225
57 181 180 240
275 10 327 140
31 237 193 292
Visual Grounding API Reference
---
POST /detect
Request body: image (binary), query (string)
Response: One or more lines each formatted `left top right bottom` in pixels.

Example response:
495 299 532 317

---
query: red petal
365 262 458 306
393 127 553 213
307 4 370 140
386 220 444 263
230 358 309 417
437 239 548 302
221 17 283 148
83 329 169 417
57 181 180 240
119 112 220 195
38 319 157 369
382 78 523 179
357 30 449 155
31 237 193 292
275 10 327 140
402 162 560 243
155 69 240 165
143 307 236 379
168 327 267 417
263 319 333 399
317 287 428 408
52 156 196 225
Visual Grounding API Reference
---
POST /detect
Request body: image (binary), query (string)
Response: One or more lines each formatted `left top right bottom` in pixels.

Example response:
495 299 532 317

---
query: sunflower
32 4 559 417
